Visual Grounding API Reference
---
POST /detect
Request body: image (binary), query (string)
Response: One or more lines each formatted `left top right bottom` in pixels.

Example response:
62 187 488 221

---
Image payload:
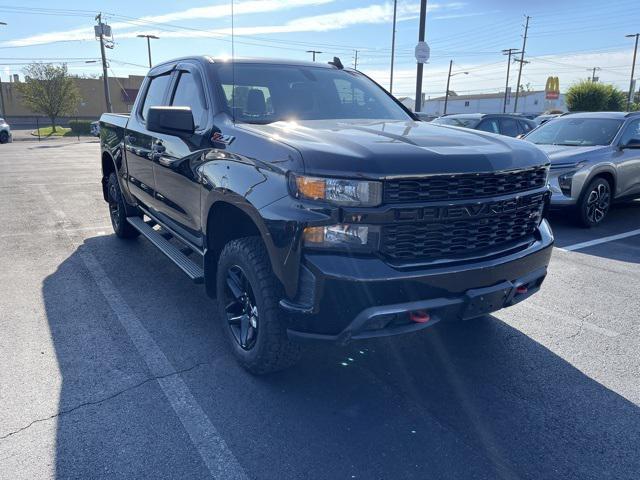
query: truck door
124 71 173 210
152 64 211 248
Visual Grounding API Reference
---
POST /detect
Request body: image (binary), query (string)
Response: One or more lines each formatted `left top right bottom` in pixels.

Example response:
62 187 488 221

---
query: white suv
0 118 12 144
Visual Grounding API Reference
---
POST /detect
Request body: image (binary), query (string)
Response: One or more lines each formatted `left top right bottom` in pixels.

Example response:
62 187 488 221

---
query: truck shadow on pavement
42 234 640 480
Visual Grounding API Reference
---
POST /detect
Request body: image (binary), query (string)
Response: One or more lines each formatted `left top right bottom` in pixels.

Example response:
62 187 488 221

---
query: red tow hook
409 310 431 324
516 285 529 295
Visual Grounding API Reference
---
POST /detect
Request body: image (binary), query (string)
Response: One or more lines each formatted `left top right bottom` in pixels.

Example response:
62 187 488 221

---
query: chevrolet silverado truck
100 56 553 374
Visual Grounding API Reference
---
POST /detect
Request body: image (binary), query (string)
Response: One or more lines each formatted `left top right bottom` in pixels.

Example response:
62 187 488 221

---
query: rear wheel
107 172 140 239
216 237 300 374
577 177 611 228
0 131 8 144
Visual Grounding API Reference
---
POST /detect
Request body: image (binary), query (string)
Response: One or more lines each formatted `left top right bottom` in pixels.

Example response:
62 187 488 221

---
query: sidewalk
10 128 99 143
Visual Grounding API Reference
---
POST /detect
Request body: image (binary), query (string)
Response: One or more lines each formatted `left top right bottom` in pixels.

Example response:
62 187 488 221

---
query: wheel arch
101 151 117 202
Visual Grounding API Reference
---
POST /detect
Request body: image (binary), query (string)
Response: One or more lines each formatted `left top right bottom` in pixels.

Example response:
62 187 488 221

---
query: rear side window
141 73 172 120
500 118 519 137
171 71 208 130
477 119 499 134
520 120 533 133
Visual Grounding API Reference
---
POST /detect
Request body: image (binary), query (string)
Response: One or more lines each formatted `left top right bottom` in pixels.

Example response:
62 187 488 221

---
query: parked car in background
90 121 100 137
534 113 562 125
524 111 640 227
432 113 537 137
0 118 12 144
414 112 437 122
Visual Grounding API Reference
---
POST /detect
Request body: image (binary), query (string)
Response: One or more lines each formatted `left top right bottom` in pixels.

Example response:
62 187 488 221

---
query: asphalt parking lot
1 140 639 480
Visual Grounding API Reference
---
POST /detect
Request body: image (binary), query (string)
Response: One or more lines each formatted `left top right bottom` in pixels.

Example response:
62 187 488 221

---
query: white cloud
1 1 467 47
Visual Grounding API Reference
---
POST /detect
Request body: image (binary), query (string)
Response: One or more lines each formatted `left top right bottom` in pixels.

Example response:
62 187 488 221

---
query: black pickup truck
100 56 553 373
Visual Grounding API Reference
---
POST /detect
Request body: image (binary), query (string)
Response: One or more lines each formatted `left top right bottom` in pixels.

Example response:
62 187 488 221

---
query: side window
141 73 172 120
500 118 519 137
520 121 533 133
171 71 208 130
477 119 499 134
619 119 640 145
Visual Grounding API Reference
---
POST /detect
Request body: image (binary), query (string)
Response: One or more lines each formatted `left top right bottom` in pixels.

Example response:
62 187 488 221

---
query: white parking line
38 185 248 480
557 228 640 252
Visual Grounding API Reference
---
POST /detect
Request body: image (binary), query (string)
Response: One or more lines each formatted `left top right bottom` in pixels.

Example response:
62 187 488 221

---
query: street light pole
443 61 468 115
589 67 601 82
513 15 530 113
414 0 428 113
389 0 398 94
137 34 159 68
626 33 639 110
95 13 112 113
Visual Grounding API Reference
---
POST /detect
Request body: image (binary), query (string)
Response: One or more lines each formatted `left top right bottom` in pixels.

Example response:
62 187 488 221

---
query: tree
565 80 626 112
17 63 80 132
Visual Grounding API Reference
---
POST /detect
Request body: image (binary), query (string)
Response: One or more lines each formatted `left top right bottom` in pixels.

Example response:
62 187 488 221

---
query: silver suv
525 112 640 227
0 117 11 144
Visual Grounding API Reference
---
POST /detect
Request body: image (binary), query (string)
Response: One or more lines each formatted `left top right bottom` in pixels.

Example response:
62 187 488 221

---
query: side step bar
127 216 204 283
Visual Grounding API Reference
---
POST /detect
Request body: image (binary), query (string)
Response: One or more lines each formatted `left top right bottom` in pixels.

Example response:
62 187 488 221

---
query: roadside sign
415 42 430 64
545 76 560 100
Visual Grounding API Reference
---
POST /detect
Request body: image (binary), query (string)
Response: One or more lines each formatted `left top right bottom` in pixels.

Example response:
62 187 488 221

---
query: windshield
215 64 410 124
432 117 480 128
526 117 623 146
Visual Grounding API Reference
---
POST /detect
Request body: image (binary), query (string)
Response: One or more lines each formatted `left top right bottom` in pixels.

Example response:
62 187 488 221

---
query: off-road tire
216 237 301 374
107 172 140 239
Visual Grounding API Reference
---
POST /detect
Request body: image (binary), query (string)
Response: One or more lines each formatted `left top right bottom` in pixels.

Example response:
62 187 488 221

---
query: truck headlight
557 171 575 195
303 224 379 251
289 174 382 207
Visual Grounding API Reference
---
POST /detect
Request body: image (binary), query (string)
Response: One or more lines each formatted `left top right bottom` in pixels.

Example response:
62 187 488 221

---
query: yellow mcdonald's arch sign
545 76 560 100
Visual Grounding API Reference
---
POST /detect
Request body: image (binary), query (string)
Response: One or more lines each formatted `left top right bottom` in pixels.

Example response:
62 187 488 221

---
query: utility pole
354 50 359 69
389 0 398 94
501 48 519 113
444 60 453 115
513 15 530 114
95 13 112 113
0 21 6 118
414 0 428 112
306 50 322 62
588 67 601 82
137 34 159 68
626 33 639 110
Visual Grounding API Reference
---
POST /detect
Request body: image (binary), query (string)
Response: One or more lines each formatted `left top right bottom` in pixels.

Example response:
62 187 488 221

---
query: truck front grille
384 166 548 203
380 192 545 262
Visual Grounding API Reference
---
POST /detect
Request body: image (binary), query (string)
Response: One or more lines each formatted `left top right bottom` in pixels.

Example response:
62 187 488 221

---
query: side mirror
147 106 195 137
621 138 640 149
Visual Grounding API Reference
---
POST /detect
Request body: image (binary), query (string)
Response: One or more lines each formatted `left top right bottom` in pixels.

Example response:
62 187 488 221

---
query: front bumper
284 220 554 343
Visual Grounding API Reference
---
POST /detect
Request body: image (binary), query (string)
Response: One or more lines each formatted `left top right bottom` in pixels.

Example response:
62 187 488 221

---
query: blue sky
0 0 637 98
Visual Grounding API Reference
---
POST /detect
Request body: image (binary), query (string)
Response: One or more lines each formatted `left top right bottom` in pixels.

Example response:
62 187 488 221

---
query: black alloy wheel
223 265 259 350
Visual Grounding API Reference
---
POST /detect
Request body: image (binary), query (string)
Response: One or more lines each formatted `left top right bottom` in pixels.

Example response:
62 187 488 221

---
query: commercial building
0 74 144 127
423 90 567 117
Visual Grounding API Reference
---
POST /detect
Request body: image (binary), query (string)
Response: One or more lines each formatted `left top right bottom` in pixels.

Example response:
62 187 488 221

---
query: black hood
240 119 549 179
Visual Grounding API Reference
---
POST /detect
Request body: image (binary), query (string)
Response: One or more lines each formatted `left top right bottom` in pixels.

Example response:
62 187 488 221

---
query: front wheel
0 131 9 144
577 177 612 228
107 172 140 239
216 237 300 374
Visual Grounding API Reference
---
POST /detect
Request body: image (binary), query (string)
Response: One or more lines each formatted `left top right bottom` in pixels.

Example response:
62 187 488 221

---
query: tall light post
137 34 159 68
389 0 398 94
0 21 7 118
626 33 639 110
443 60 468 115
414 0 428 112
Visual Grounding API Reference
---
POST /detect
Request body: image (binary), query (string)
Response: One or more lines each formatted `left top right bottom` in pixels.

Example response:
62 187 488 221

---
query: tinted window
500 118 519 137
171 71 208 129
526 117 624 146
520 120 533 133
216 64 409 123
476 119 499 133
619 119 640 145
141 74 172 120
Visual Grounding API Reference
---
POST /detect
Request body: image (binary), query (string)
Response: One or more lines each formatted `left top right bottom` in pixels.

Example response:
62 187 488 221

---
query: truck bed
100 113 129 128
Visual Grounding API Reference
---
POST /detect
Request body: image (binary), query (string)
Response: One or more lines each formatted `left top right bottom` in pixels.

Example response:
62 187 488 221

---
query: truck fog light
304 224 376 250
